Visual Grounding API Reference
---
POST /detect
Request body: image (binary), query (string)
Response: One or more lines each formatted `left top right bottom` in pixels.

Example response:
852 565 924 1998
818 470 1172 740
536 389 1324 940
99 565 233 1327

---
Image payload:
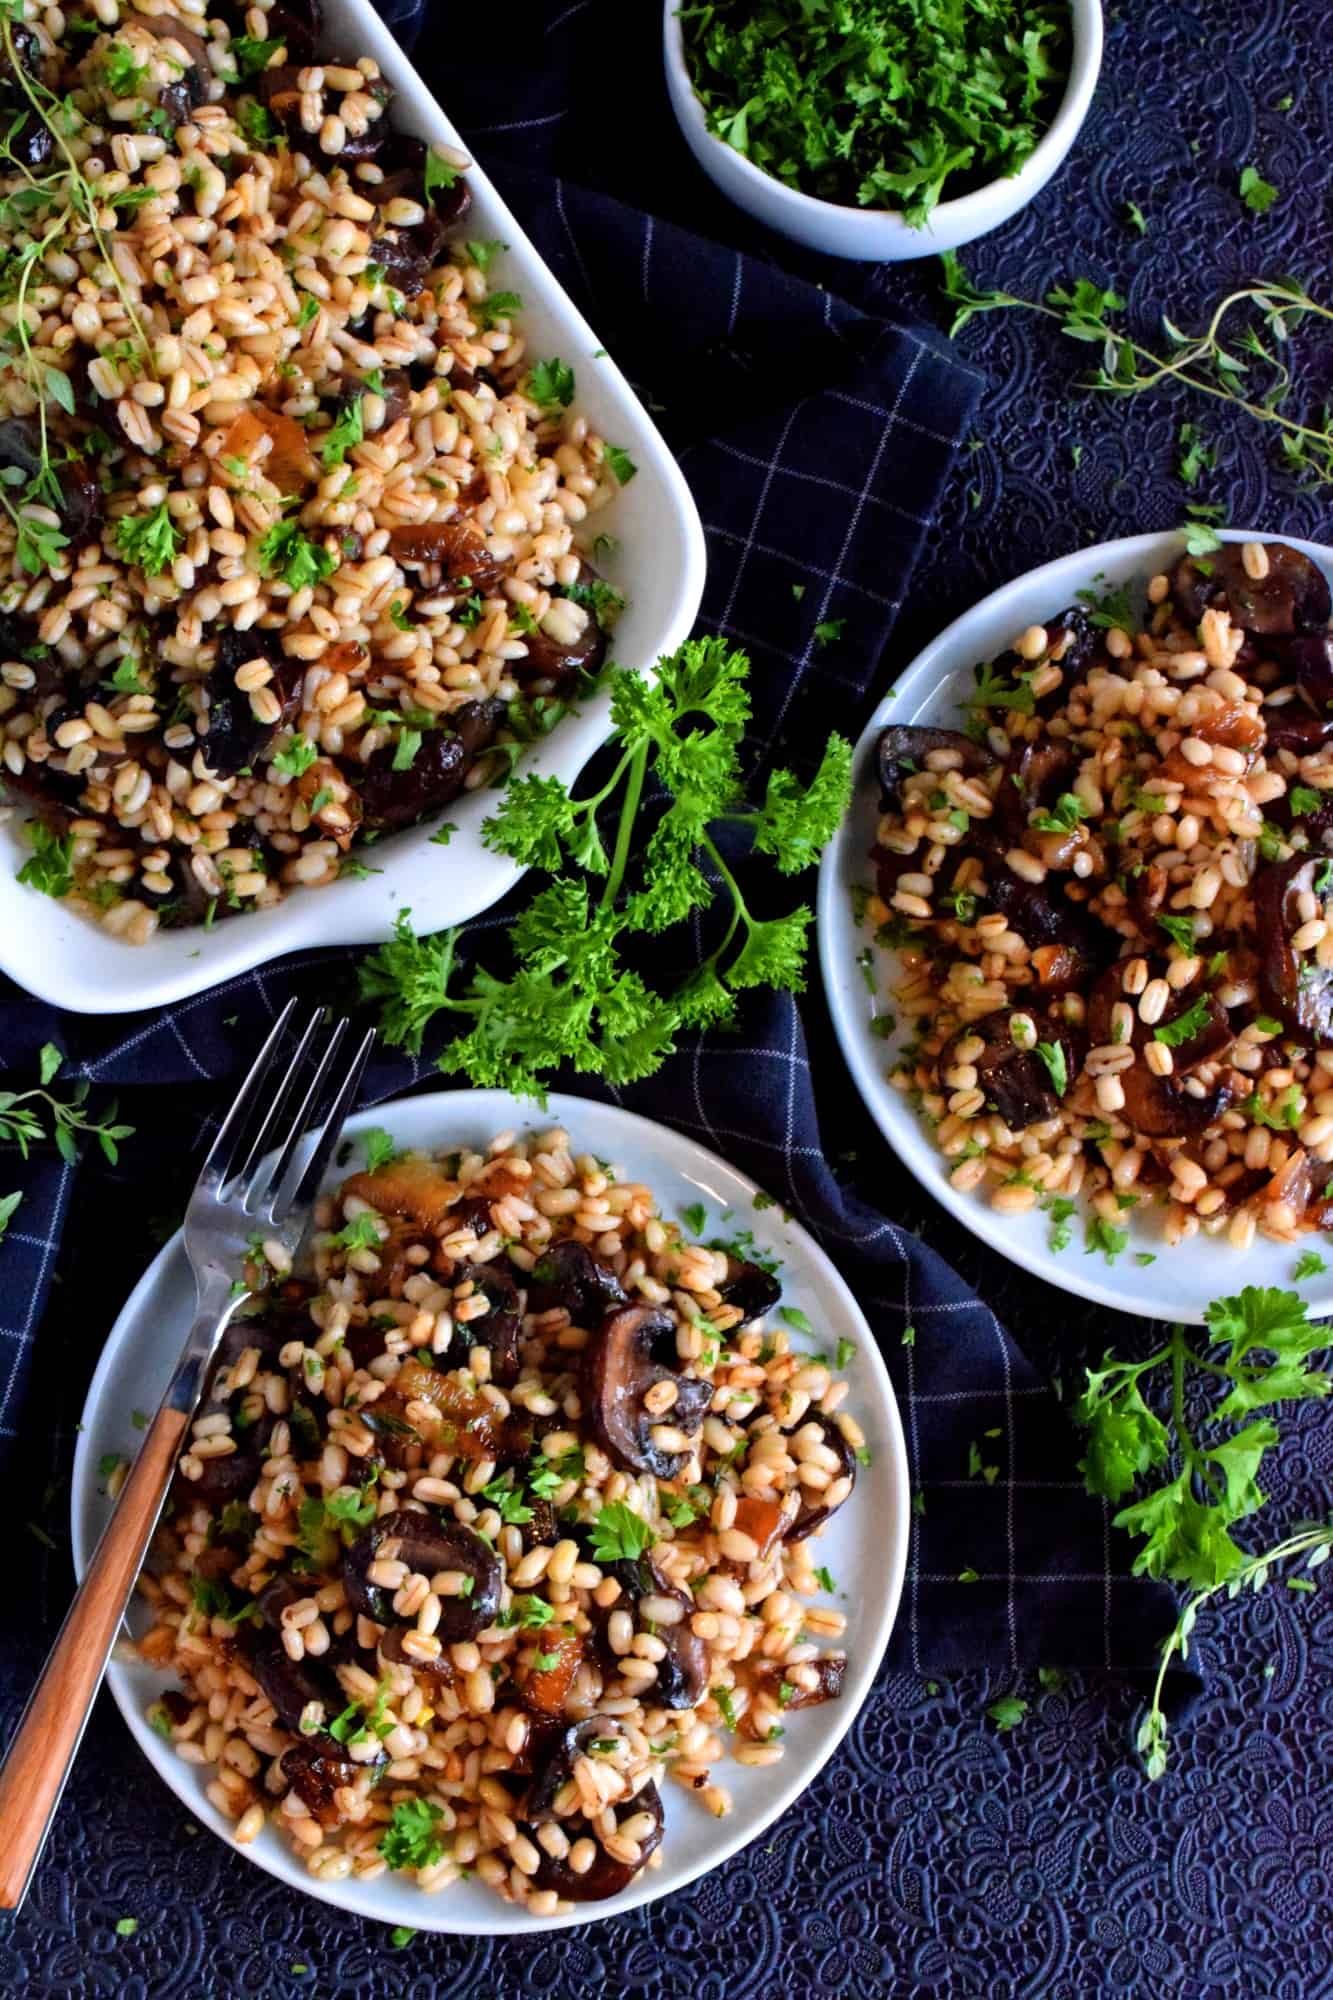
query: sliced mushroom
515 1627 585 1719
525 1718 620 1820
876 724 993 806
525 1781 665 1902
1256 854 1333 1046
247 1629 339 1732
200 626 301 773
342 1515 500 1636
340 1155 454 1229
456 1261 523 1384
511 599 606 696
1262 698 1333 757
356 697 503 832
715 1256 781 1323
0 27 52 169
1270 632 1333 715
1171 543 1332 637
594 1552 707 1709
522 1239 628 1322
583 1305 712 1479
1122 1067 1237 1140
944 1010 1080 1131
986 866 1111 968
0 419 100 545
788 1415 857 1542
992 739 1075 844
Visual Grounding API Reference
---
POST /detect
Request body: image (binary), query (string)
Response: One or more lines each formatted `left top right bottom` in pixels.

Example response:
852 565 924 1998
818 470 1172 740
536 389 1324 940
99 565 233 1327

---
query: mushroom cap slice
583 1305 711 1479
524 1781 666 1902
343 1515 501 1638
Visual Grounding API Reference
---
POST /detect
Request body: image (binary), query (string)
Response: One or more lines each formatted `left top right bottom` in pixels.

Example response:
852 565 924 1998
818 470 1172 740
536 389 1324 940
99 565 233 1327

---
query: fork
0 1002 375 1911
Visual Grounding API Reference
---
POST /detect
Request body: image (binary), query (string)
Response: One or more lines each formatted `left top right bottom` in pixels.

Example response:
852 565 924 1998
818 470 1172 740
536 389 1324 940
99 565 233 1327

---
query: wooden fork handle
0 1402 187 1907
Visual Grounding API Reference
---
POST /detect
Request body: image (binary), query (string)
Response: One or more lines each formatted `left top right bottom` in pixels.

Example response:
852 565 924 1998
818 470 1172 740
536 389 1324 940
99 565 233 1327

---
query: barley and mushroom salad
0 0 628 939
133 1127 860 1912
862 536 1333 1261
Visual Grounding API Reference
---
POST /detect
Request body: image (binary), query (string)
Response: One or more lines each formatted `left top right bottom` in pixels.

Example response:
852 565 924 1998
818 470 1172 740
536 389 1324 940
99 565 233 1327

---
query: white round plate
818 529 1333 1324
71 1089 909 1934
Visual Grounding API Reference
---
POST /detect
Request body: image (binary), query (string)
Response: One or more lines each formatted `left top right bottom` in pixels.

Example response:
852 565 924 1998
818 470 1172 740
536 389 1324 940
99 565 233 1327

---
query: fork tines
199 1003 376 1226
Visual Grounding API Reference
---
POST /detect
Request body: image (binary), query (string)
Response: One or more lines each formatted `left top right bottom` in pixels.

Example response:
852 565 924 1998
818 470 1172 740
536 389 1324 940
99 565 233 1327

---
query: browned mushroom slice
356 697 503 832
1256 854 1333 1046
515 1627 585 1719
992 739 1075 844
456 1261 523 1384
1172 543 1332 637
715 1255 781 1322
343 1516 500 1635
522 1240 628 1321
526 1719 621 1821
945 1010 1080 1131
986 867 1110 974
524 1781 665 1902
342 1155 454 1228
787 1415 857 1542
593 1552 707 1709
583 1305 712 1478
201 626 302 774
1120 1066 1237 1141
510 601 607 695
876 724 994 805
1263 698 1333 758
247 1630 340 1732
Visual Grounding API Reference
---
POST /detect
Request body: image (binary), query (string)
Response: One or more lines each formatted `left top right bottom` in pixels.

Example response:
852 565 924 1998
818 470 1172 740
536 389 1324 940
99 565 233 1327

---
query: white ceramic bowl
71 1089 910 1933
0 0 706 1016
818 529 1333 1323
663 0 1103 261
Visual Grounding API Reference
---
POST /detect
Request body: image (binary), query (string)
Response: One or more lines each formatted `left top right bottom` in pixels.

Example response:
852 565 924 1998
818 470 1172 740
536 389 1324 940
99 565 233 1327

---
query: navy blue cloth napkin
0 0 1175 1682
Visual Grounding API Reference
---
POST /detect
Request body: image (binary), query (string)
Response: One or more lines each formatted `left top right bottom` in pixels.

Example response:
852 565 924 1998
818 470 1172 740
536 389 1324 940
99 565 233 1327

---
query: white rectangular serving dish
0 0 706 1014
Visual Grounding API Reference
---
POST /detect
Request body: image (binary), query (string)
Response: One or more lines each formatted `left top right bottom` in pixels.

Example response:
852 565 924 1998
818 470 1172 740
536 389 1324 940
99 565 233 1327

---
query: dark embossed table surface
5 2 1333 1995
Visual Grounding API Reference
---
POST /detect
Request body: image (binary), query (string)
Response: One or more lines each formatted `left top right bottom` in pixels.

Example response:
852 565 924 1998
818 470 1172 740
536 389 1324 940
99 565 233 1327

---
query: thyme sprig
940 253 1333 488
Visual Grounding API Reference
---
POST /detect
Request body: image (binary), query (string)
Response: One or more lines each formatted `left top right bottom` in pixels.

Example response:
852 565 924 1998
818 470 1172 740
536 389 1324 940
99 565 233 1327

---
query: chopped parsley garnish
1153 996 1212 1048
320 396 365 468
1156 913 1198 954
115 502 181 577
475 289 523 330
1239 164 1278 214
1035 1041 1068 1097
712 1685 739 1731
1084 1216 1128 1263
1289 785 1322 817
17 821 74 899
814 1565 836 1593
332 1211 382 1252
423 150 459 199
379 1798 445 1871
588 1500 656 1564
1293 1250 1327 1281
527 358 576 412
362 1128 398 1173
1030 792 1087 834
602 443 637 484
256 519 336 591
270 735 319 780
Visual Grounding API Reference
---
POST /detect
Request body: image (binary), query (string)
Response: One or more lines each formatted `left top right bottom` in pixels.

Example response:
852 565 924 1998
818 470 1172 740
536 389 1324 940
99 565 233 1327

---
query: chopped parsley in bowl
664 0 1103 261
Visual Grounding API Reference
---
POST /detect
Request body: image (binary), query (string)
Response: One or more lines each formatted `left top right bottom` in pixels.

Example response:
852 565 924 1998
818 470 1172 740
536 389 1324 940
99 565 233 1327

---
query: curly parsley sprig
1074 1288 1330 1590
939 254 1333 488
357 638 852 1098
1073 1287 1333 1775
1138 1519 1333 1780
